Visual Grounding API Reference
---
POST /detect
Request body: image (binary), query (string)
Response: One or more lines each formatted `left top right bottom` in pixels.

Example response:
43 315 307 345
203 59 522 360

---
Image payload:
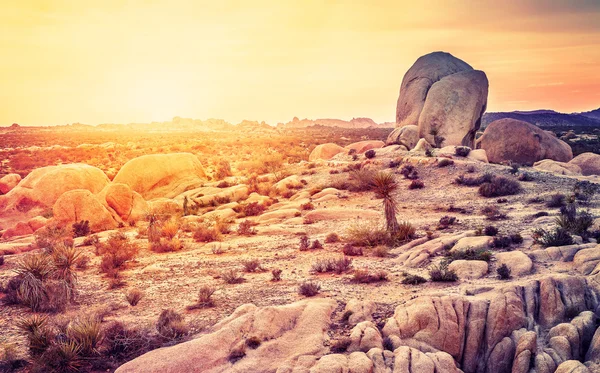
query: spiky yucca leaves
51 244 80 287
373 172 399 235
41 341 83 373
14 254 53 311
16 315 54 356
67 316 103 356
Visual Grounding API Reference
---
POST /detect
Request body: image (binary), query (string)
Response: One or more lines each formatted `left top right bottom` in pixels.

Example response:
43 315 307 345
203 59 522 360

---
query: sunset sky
1 0 599 126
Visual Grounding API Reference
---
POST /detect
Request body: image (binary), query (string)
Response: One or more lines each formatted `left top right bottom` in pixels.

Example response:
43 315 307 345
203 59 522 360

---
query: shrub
401 273 427 285
478 176 521 197
237 220 257 236
75 255 89 270
228 346 246 363
383 336 395 351
574 181 598 202
455 146 471 157
299 235 310 251
484 226 499 236
325 233 340 243
517 172 534 182
555 205 594 235
0 255 4 266
372 246 389 258
126 289 143 306
342 244 363 256
428 262 458 282
533 228 574 247
311 257 352 274
348 168 377 192
409 180 424 189
497 264 511 280
72 220 90 238
240 202 266 217
481 205 508 220
352 269 389 283
510 233 524 244
67 316 103 355
547 193 566 208
246 337 261 349
438 216 457 229
365 149 376 159
445 248 493 262
242 259 261 273
330 338 352 353
193 225 221 243
455 172 492 186
215 160 232 180
298 281 321 297
97 233 139 274
300 202 315 211
187 285 216 309
271 269 282 281
437 158 454 167
491 236 512 249
222 269 245 284
156 309 188 340
345 223 389 247
310 240 323 250
102 321 157 360
34 225 70 251
400 165 419 180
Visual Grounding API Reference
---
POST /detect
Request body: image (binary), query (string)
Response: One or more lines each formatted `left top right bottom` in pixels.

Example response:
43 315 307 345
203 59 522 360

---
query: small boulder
495 251 533 276
450 236 491 252
447 260 488 279
386 125 419 149
534 159 582 176
344 140 385 154
412 138 433 153
0 173 21 194
2 221 34 238
309 143 346 161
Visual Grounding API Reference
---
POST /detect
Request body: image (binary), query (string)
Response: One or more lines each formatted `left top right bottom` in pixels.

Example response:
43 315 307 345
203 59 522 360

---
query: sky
1 0 599 126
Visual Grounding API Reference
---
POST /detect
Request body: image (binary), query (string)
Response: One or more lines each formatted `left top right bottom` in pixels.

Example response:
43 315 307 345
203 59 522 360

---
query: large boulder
344 140 385 154
418 70 488 148
0 164 109 217
533 159 582 176
116 299 336 373
476 119 573 165
0 173 21 194
395 52 488 148
309 143 345 161
569 152 600 176
396 52 473 127
53 189 118 232
113 153 206 199
386 125 419 149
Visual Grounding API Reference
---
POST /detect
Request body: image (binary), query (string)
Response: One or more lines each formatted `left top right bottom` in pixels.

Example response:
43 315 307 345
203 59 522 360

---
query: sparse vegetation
187 285 216 309
242 259 262 272
401 273 427 285
445 248 493 263
533 227 574 247
352 269 389 283
271 269 282 281
365 149 376 159
298 281 321 297
478 176 521 197
325 233 340 243
126 288 144 306
497 264 512 280
72 220 90 238
455 146 471 157
428 262 458 282
547 193 566 208
222 269 245 284
342 244 363 256
311 257 353 274
437 158 454 167
409 179 424 189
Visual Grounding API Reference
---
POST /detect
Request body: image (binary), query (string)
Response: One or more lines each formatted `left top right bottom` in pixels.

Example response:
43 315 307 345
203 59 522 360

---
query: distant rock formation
278 117 384 129
476 118 573 164
395 52 488 148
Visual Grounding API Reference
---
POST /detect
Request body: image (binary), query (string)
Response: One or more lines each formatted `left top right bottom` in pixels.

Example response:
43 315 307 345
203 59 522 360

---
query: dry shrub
97 233 139 274
187 285 216 309
150 237 183 253
479 176 521 197
242 259 262 272
237 220 257 235
298 281 321 297
345 223 388 247
126 289 143 306
352 269 389 283
193 225 221 243
222 269 245 284
271 269 282 281
342 244 363 256
325 233 340 243
311 257 352 274
156 309 188 340
409 180 424 189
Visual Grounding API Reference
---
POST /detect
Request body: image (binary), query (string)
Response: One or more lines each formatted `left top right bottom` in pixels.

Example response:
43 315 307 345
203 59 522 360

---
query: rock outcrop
476 119 573 164
0 164 110 217
98 183 149 223
53 189 119 232
395 52 488 148
570 152 600 176
116 299 337 373
113 153 206 199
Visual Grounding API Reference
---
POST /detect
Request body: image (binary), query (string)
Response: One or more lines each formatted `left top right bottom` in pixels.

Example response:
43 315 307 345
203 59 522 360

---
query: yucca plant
42 341 83 372
14 254 53 311
16 315 54 356
67 316 103 356
373 172 400 235
51 244 80 287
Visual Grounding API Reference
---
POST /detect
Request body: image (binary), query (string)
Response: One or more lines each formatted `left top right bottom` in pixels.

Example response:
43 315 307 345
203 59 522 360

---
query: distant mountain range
276 117 393 129
482 108 600 128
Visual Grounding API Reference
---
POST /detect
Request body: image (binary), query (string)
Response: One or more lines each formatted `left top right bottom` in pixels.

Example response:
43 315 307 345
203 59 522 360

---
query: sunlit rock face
112 152 206 200
395 51 488 148
476 118 573 164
